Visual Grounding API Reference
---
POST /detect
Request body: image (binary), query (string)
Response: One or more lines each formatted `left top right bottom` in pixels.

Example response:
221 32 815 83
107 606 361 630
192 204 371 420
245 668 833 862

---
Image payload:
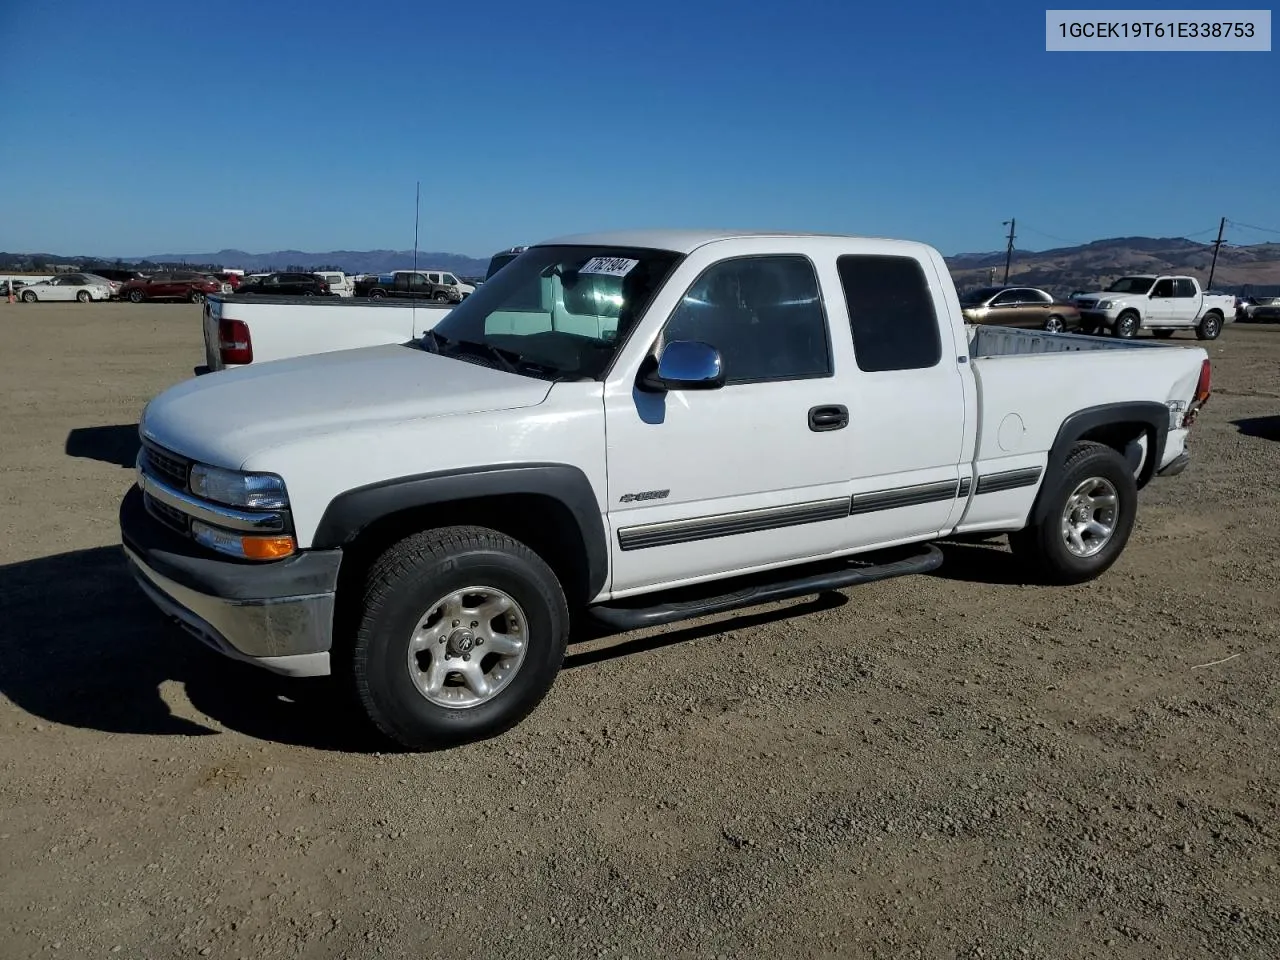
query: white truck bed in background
203 296 453 371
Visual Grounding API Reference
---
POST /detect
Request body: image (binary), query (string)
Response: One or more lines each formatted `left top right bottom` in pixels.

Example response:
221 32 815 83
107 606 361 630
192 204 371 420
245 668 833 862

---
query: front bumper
119 485 341 677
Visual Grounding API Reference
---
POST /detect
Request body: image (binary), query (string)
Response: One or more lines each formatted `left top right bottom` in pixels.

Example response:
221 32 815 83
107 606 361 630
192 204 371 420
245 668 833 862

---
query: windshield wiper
421 328 450 353
450 338 522 375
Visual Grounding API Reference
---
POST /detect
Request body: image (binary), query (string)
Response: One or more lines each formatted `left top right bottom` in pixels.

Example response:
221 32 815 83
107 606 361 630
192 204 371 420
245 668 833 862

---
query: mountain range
948 236 1280 294
3 237 1279 293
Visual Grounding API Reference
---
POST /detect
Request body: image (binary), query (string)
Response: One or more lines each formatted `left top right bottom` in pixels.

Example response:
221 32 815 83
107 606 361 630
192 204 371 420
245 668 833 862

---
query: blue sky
1 0 1276 258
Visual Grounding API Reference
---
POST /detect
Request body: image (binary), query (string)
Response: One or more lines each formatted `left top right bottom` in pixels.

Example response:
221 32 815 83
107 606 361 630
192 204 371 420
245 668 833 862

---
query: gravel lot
2 301 1278 959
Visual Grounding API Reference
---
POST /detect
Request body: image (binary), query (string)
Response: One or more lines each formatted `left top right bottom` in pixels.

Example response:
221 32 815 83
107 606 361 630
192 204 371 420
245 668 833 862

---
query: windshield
427 244 683 381
960 286 1004 305
1106 277 1156 294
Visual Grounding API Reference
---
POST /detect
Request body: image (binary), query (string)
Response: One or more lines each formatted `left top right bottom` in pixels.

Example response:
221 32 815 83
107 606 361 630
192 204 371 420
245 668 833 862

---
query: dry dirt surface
2 301 1279 960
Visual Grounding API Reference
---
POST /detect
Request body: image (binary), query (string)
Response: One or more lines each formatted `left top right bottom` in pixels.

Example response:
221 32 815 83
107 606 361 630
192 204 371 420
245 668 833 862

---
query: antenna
412 180 421 334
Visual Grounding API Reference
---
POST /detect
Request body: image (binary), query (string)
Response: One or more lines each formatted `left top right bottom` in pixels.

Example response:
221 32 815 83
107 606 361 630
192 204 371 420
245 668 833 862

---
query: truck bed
967 324 1167 358
203 295 454 370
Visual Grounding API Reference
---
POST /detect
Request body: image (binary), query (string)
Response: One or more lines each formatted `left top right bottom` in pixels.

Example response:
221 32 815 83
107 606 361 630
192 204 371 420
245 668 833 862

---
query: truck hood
140 343 554 467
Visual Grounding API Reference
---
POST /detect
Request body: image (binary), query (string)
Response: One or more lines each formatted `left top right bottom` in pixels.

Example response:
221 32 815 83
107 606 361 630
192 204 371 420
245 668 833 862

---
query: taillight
1182 358 1211 427
219 318 253 365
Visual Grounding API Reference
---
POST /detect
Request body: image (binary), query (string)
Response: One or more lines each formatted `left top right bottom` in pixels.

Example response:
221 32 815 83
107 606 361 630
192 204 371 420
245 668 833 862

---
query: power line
1018 225 1086 245
1229 219 1280 237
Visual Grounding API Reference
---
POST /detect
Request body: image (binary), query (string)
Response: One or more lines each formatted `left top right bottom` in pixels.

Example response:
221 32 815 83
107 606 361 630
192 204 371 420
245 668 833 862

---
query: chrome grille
144 491 189 534
142 441 190 490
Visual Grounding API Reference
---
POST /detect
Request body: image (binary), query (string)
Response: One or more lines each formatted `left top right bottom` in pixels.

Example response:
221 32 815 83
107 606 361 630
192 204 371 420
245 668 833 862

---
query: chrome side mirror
639 340 725 392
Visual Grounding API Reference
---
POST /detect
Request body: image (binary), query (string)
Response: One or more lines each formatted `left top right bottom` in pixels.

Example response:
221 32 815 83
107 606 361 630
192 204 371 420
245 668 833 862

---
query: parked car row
960 273 1240 341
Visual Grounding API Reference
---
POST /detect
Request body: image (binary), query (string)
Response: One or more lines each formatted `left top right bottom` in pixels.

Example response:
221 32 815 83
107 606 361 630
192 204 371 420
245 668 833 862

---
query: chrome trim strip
975 466 1043 495
849 479 960 515
617 497 850 551
136 471 288 532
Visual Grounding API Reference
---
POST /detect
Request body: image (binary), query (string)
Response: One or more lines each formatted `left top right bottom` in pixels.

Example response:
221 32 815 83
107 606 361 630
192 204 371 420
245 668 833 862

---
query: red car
119 271 223 304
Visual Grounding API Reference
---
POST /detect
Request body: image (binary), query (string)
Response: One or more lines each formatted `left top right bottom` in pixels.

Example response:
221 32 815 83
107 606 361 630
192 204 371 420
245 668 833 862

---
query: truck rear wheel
1009 441 1137 585
351 525 569 750
1196 312 1223 340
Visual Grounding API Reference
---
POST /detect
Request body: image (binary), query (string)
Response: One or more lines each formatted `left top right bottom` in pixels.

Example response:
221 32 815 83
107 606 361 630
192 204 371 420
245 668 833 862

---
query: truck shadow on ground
65 424 140 469
0 546 379 753
931 538 1031 586
1 546 856 751
1234 416 1280 441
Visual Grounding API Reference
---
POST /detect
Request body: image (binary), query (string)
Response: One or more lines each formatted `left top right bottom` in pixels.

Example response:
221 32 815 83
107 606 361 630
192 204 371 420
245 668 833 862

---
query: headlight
1097 300 1113 310
189 463 289 509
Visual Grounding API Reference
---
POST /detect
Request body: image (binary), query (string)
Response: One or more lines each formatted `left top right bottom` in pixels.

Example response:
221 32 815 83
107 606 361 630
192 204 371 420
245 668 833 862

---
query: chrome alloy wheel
406 587 528 708
1060 477 1119 558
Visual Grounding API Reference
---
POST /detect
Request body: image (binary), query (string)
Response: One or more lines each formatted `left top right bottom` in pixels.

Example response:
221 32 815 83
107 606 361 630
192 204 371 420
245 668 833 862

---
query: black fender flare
1029 401 1170 525
311 463 609 599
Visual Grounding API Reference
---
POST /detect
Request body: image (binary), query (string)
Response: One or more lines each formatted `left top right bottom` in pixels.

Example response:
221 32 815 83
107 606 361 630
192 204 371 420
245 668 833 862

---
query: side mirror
639 340 725 392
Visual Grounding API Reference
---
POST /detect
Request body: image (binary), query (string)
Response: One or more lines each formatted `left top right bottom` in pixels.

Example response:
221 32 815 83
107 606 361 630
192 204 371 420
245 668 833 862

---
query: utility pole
1206 216 1226 290
1002 218 1016 284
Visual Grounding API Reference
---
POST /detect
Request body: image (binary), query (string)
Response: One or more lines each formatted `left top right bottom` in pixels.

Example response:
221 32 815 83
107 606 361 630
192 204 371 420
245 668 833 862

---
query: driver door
603 253 857 594
1147 278 1175 323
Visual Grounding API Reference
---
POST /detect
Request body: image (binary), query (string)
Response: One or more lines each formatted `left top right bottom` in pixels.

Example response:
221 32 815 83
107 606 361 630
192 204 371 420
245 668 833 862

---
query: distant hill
947 237 1280 295
3 237 1279 293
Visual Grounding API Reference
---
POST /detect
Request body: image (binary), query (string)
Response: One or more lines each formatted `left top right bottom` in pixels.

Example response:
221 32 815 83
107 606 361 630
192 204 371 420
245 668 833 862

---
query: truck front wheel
1009 441 1138 585
351 525 569 750
1114 311 1140 338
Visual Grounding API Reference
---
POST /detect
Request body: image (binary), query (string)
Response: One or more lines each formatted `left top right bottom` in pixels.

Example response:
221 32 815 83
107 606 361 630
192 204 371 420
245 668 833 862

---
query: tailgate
202 298 222 371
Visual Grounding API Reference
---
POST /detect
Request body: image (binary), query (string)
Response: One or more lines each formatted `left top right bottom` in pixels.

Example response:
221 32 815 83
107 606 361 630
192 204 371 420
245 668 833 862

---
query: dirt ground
1 301 1278 960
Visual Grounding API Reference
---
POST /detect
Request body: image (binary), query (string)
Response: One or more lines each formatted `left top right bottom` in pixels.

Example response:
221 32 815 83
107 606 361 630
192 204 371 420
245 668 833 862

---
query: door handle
808 404 849 432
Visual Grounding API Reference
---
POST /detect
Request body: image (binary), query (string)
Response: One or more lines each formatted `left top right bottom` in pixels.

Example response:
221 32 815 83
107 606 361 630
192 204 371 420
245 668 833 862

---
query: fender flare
1030 401 1170 525
311 463 609 598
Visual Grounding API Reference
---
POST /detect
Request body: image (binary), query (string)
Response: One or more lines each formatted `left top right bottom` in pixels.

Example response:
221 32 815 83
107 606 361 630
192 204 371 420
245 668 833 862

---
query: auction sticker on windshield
580 257 639 277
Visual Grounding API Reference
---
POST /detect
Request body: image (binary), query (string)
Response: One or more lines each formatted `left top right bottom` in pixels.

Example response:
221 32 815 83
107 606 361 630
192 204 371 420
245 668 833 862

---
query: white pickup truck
122 230 1212 750
1072 275 1234 340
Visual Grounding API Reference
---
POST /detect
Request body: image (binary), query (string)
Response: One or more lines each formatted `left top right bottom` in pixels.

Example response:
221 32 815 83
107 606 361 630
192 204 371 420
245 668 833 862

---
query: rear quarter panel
961 343 1207 531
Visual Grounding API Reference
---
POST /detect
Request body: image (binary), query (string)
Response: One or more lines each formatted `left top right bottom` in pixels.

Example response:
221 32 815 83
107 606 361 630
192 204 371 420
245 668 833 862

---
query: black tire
1009 441 1138 586
1114 311 1140 338
1196 311 1223 341
433 291 448 302
189 290 205 304
369 289 386 299
128 289 144 303
352 525 569 750
1152 329 1175 339
76 290 91 303
21 290 37 303
1044 315 1065 333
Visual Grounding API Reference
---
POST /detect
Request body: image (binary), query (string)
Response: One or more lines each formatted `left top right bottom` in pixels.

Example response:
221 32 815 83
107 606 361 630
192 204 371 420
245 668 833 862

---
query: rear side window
1173 278 1197 298
836 255 942 372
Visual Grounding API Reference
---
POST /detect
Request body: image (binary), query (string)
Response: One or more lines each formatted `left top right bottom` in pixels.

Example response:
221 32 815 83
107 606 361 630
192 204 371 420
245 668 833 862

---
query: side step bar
588 543 943 632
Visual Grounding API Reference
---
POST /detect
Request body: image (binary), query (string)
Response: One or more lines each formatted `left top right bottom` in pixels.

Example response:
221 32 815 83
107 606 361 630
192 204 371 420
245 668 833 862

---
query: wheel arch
312 463 609 610
1029 402 1169 524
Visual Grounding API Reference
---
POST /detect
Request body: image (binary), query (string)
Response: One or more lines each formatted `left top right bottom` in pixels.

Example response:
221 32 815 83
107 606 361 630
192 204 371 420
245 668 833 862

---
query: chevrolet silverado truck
121 230 1212 750
1072 275 1233 340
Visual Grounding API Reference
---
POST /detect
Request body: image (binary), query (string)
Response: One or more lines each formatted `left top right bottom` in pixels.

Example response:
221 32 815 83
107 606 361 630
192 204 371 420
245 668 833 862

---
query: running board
588 543 944 631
